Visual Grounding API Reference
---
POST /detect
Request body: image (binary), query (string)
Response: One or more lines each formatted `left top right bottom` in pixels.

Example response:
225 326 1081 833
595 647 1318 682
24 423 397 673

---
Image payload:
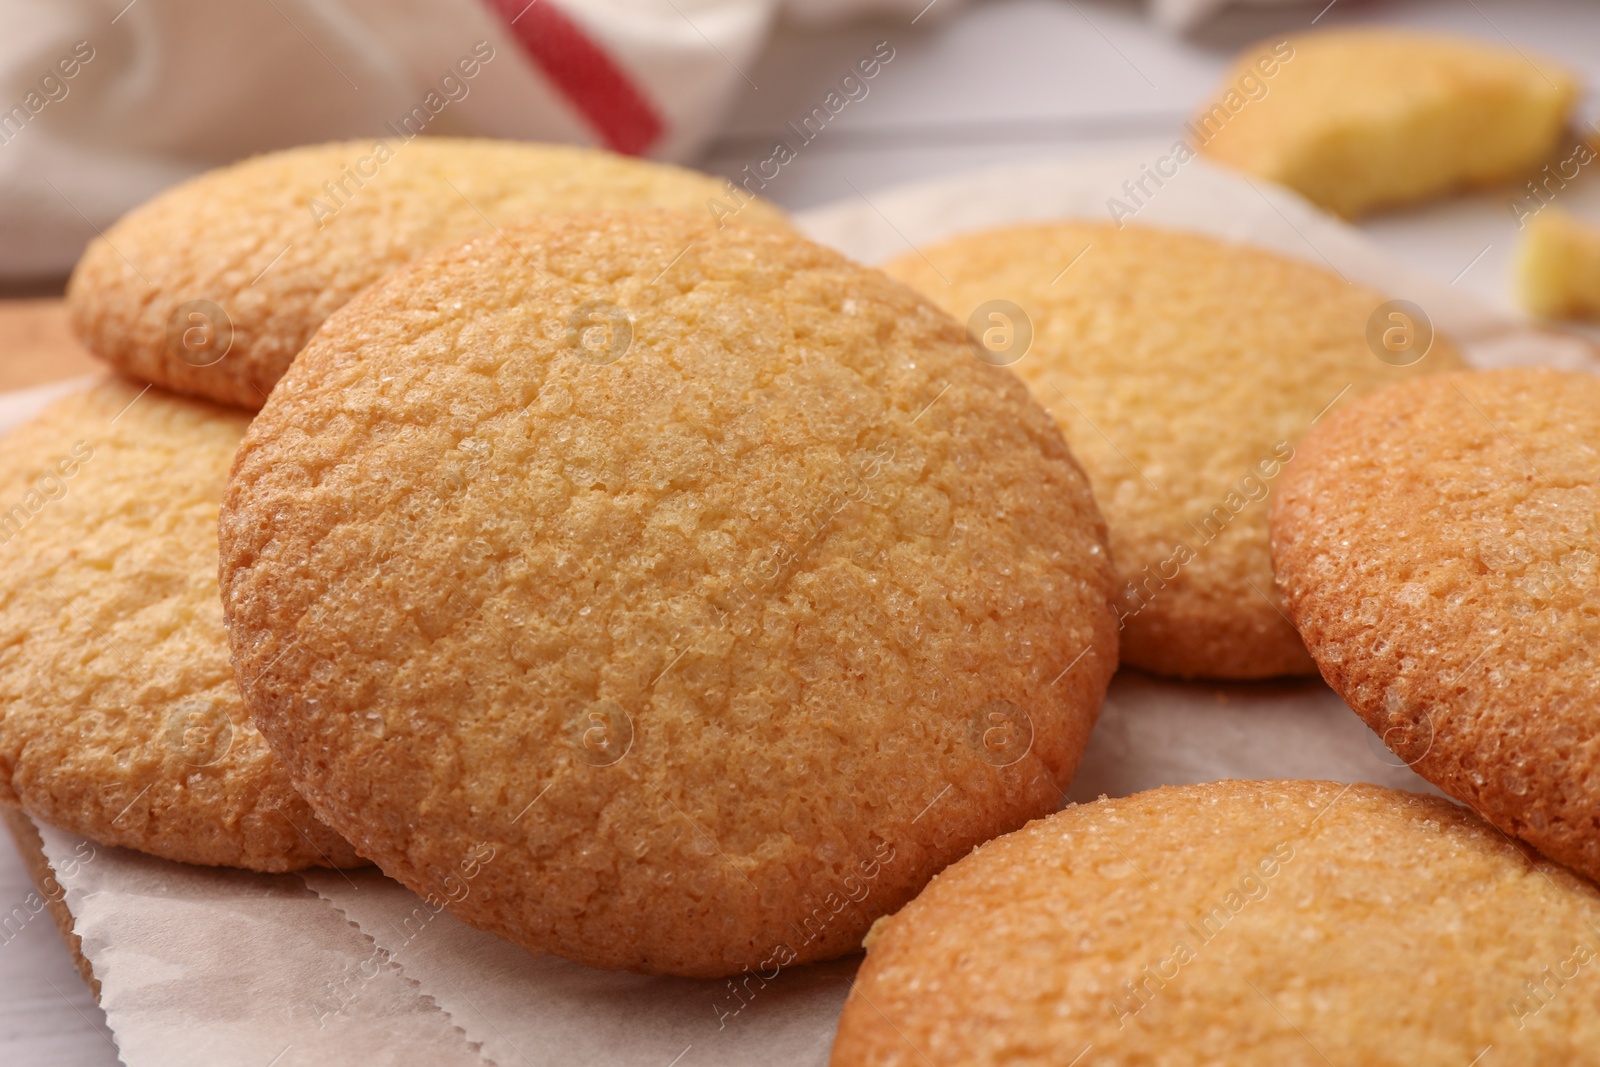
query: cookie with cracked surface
884 221 1464 680
67 138 785 410
218 210 1119 977
0 378 361 871
831 780 1600 1067
1273 367 1600 883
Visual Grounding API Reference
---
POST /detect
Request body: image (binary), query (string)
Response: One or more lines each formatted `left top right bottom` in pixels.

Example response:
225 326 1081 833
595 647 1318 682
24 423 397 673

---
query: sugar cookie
884 221 1463 679
0 379 361 871
218 211 1119 976
68 139 785 409
1273 366 1600 883
832 780 1600 1066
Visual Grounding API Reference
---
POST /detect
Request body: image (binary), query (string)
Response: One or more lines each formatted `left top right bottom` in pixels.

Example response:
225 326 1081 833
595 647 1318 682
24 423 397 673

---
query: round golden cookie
1272 367 1600 883
883 222 1464 679
67 138 785 410
218 211 1120 977
0 379 360 871
832 780 1600 1067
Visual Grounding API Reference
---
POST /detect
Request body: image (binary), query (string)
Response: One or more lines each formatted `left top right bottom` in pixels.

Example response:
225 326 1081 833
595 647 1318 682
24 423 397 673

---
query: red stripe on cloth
485 0 666 156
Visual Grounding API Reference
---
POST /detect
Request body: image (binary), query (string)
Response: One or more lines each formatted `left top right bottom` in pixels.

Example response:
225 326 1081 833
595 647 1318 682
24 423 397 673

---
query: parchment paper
19 149 1594 1067
33 823 483 1067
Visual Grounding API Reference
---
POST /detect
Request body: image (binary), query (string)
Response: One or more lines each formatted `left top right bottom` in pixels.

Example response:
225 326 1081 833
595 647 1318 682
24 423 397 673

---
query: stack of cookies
9 137 1125 977
1 26 1597 1064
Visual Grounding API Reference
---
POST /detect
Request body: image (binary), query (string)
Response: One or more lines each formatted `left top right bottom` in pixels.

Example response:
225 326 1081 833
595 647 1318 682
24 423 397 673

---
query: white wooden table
4 0 1598 1061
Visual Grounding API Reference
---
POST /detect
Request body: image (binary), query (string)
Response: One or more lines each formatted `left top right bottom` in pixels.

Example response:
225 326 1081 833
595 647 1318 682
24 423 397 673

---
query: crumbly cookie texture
0 378 361 871
831 780 1600 1067
884 221 1463 680
1273 367 1600 883
67 138 786 410
1197 31 1577 218
1517 208 1600 320
219 211 1120 977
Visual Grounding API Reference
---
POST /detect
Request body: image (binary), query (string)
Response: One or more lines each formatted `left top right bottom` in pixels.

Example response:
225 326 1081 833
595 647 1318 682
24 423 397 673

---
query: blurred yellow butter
1197 30 1577 218
1518 208 1600 319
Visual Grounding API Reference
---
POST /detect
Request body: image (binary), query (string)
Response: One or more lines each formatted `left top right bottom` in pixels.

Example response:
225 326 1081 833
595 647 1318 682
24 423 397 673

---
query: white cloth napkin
0 0 948 280
0 0 1320 281
1149 0 1315 33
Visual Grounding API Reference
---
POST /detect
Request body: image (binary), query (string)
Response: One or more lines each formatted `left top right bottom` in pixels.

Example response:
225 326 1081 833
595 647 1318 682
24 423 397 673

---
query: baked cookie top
0 379 360 871
832 780 1600 1067
1273 367 1600 882
884 221 1463 680
219 211 1119 977
1197 30 1577 217
67 138 785 410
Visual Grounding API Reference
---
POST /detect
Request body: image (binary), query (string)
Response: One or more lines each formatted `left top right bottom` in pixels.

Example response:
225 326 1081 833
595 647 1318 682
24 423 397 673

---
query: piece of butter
1196 30 1577 218
1517 208 1600 320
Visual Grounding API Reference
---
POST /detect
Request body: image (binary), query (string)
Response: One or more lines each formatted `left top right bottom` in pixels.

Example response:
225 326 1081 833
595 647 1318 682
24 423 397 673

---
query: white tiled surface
5 0 1598 1062
0 382 123 1066
0 824 119 1067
